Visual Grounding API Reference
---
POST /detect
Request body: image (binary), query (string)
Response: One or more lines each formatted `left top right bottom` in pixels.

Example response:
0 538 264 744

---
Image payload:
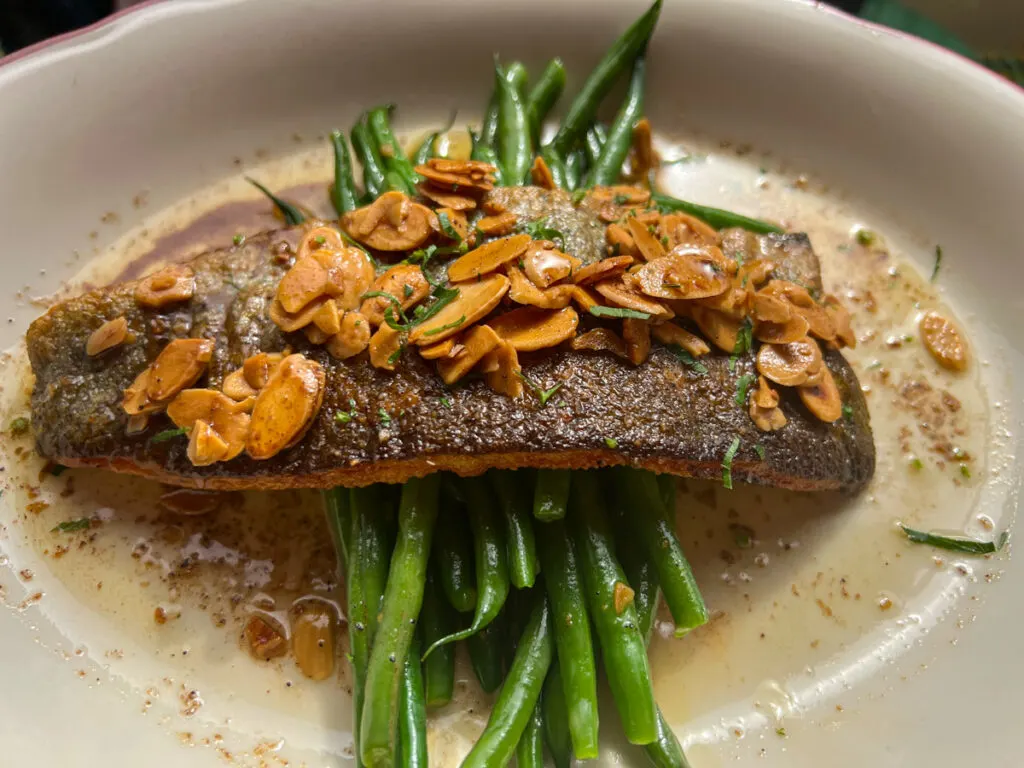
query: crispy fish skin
27 202 874 493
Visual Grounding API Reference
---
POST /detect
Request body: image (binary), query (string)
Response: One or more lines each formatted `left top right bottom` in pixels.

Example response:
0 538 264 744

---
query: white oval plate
0 1 1021 766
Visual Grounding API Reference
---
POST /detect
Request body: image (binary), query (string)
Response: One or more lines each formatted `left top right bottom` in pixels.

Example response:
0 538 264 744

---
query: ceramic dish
0 0 1021 766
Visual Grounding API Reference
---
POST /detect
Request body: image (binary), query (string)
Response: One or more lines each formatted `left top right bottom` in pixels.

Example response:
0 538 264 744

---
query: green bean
549 0 662 156
495 58 532 187
323 487 351 575
471 140 501 169
420 568 455 707
587 56 646 188
330 130 360 216
384 169 411 195
516 696 545 768
246 178 306 226
651 192 784 234
360 476 440 768
398 633 428 768
644 713 691 768
570 471 658 745
348 486 394 767
367 105 418 194
351 117 388 199
657 473 677 521
527 58 566 144
565 148 587 191
460 597 554 768
535 518 599 759
542 662 572 768
613 468 708 635
539 145 569 190
488 470 538 589
433 498 477 613
478 62 526 155
412 111 457 166
585 123 608 166
534 469 571 521
467 615 505 693
614 509 661 645
423 476 509 656
506 61 528 94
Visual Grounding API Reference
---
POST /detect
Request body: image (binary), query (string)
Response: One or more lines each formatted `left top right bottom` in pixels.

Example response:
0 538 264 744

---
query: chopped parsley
612 194 630 205
899 524 1008 555
734 373 755 406
775 727 788 738
150 427 188 444
571 189 588 205
517 372 564 407
855 229 876 246
423 315 466 337
589 306 651 320
728 318 754 372
959 463 971 479
314 235 326 246
604 437 619 449
439 396 453 410
842 403 853 421
909 457 924 471
335 399 358 424
403 283 414 299
437 211 467 252
667 345 708 375
232 233 245 246
52 518 91 533
523 218 565 248
245 177 306 226
9 417 29 436
730 523 754 549
754 444 766 461
930 245 943 282
721 436 741 490
377 408 392 426
387 341 407 366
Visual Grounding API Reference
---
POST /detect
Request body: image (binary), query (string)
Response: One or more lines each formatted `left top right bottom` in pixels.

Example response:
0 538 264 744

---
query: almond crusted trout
27 189 874 492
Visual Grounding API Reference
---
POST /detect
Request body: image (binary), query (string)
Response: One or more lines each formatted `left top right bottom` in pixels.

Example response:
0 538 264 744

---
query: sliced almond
437 207 471 243
188 420 231 466
360 264 431 327
159 488 226 516
126 414 150 434
570 285 602 314
594 278 674 320
753 375 780 409
626 216 667 262
823 294 856 349
651 321 711 357
531 156 555 190
341 191 438 251
633 249 732 301
476 212 518 237
415 158 496 192
690 306 742 353
270 295 328 332
447 234 531 283
749 291 792 324
135 264 195 308
756 338 822 387
571 328 629 360
368 324 404 370
750 401 788 431
314 247 376 311
223 368 259 400
122 368 162 415
622 318 651 365
296 226 347 262
304 324 332 345
246 354 325 460
417 183 477 211
572 255 634 286
920 311 967 371
419 337 456 360
243 352 286 390
312 299 343 336
507 266 574 309
167 388 251 460
146 338 214 402
522 241 582 288
754 314 810 344
581 186 651 223
326 312 371 360
737 258 776 289
658 212 719 248
436 325 501 385
605 223 638 258
409 273 510 345
278 256 329 313
87 316 129 356
798 364 843 422
629 118 654 180
487 306 579 352
761 280 835 341
481 340 523 397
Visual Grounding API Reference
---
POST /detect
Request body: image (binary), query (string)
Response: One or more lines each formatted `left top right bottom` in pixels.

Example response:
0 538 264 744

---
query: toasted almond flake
571 328 629 360
304 324 332 345
409 273 510 345
326 312 371 360
146 339 214 402
481 340 523 397
531 156 556 190
756 338 823 387
690 306 741 352
919 311 968 371
419 337 456 360
626 216 667 262
243 353 286 390
750 401 788 431
737 258 776 288
313 247 376 310
447 234 531 283
415 158 497 192
158 488 227 516
570 285 603 314
507 266 574 309
122 369 162 415
753 375 781 409
749 291 792 324
246 355 325 460
475 212 518 237
277 256 329 313
487 306 580 351
296 226 346 262
754 314 810 344
417 183 477 211
761 280 835 341
605 223 638 258
613 581 635 614
594 278 674 320
86 316 129 356
522 241 582 288
798 364 843 422
823 294 857 349
651 321 711 357
126 414 150 434
481 198 507 215
311 299 342 336
658 212 719 248
188 420 230 466
270 295 328 332
581 185 651 223
245 615 288 661
368 324 404 370
436 325 501 385
622 318 651 365
360 264 431 327
629 118 654 180
291 601 337 681
135 264 195 308
341 191 438 251
572 255 634 286
222 368 259 400
438 207 471 243
167 388 251 460
633 249 732 301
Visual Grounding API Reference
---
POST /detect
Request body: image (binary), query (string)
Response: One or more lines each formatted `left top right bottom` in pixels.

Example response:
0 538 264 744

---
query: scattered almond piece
622 318 651 365
919 311 967 371
341 191 438 251
521 241 582 288
531 156 556 190
246 354 325 460
594 278 674 320
626 216 667 262
409 273 510 345
135 264 195 308
481 340 523 397
507 266 575 309
798 364 843 422
86 316 129 356
368 324 405 370
756 338 823 387
146 339 214 402
571 328 629 360
360 264 431 327
690 307 742 353
572 255 634 286
188 420 230 466
417 183 477 211
447 234 530 283
436 325 501 385
651 321 710 357
326 312 371 360
488 306 579 352
476 212 518 237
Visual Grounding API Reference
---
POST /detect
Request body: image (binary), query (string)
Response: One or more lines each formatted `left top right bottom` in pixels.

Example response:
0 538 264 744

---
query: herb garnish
842 403 853 421
604 437 619 449
335 399 358 424
437 211 468 253
9 417 29 436
612 194 630 205
377 408 392 426
387 341 407 366
667 345 708 375
523 218 565 248
403 284 414 299
150 427 188 444
439 396 453 410
721 436 741 490
855 229 876 247
590 306 651 320
517 372 564 407
930 245 943 282
571 189 588 205
728 318 754 372
52 518 91 533
754 444 766 461
232 233 245 246
959 463 971 479
899 524 1008 555
423 315 466 337
246 178 306 226
735 373 755 406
